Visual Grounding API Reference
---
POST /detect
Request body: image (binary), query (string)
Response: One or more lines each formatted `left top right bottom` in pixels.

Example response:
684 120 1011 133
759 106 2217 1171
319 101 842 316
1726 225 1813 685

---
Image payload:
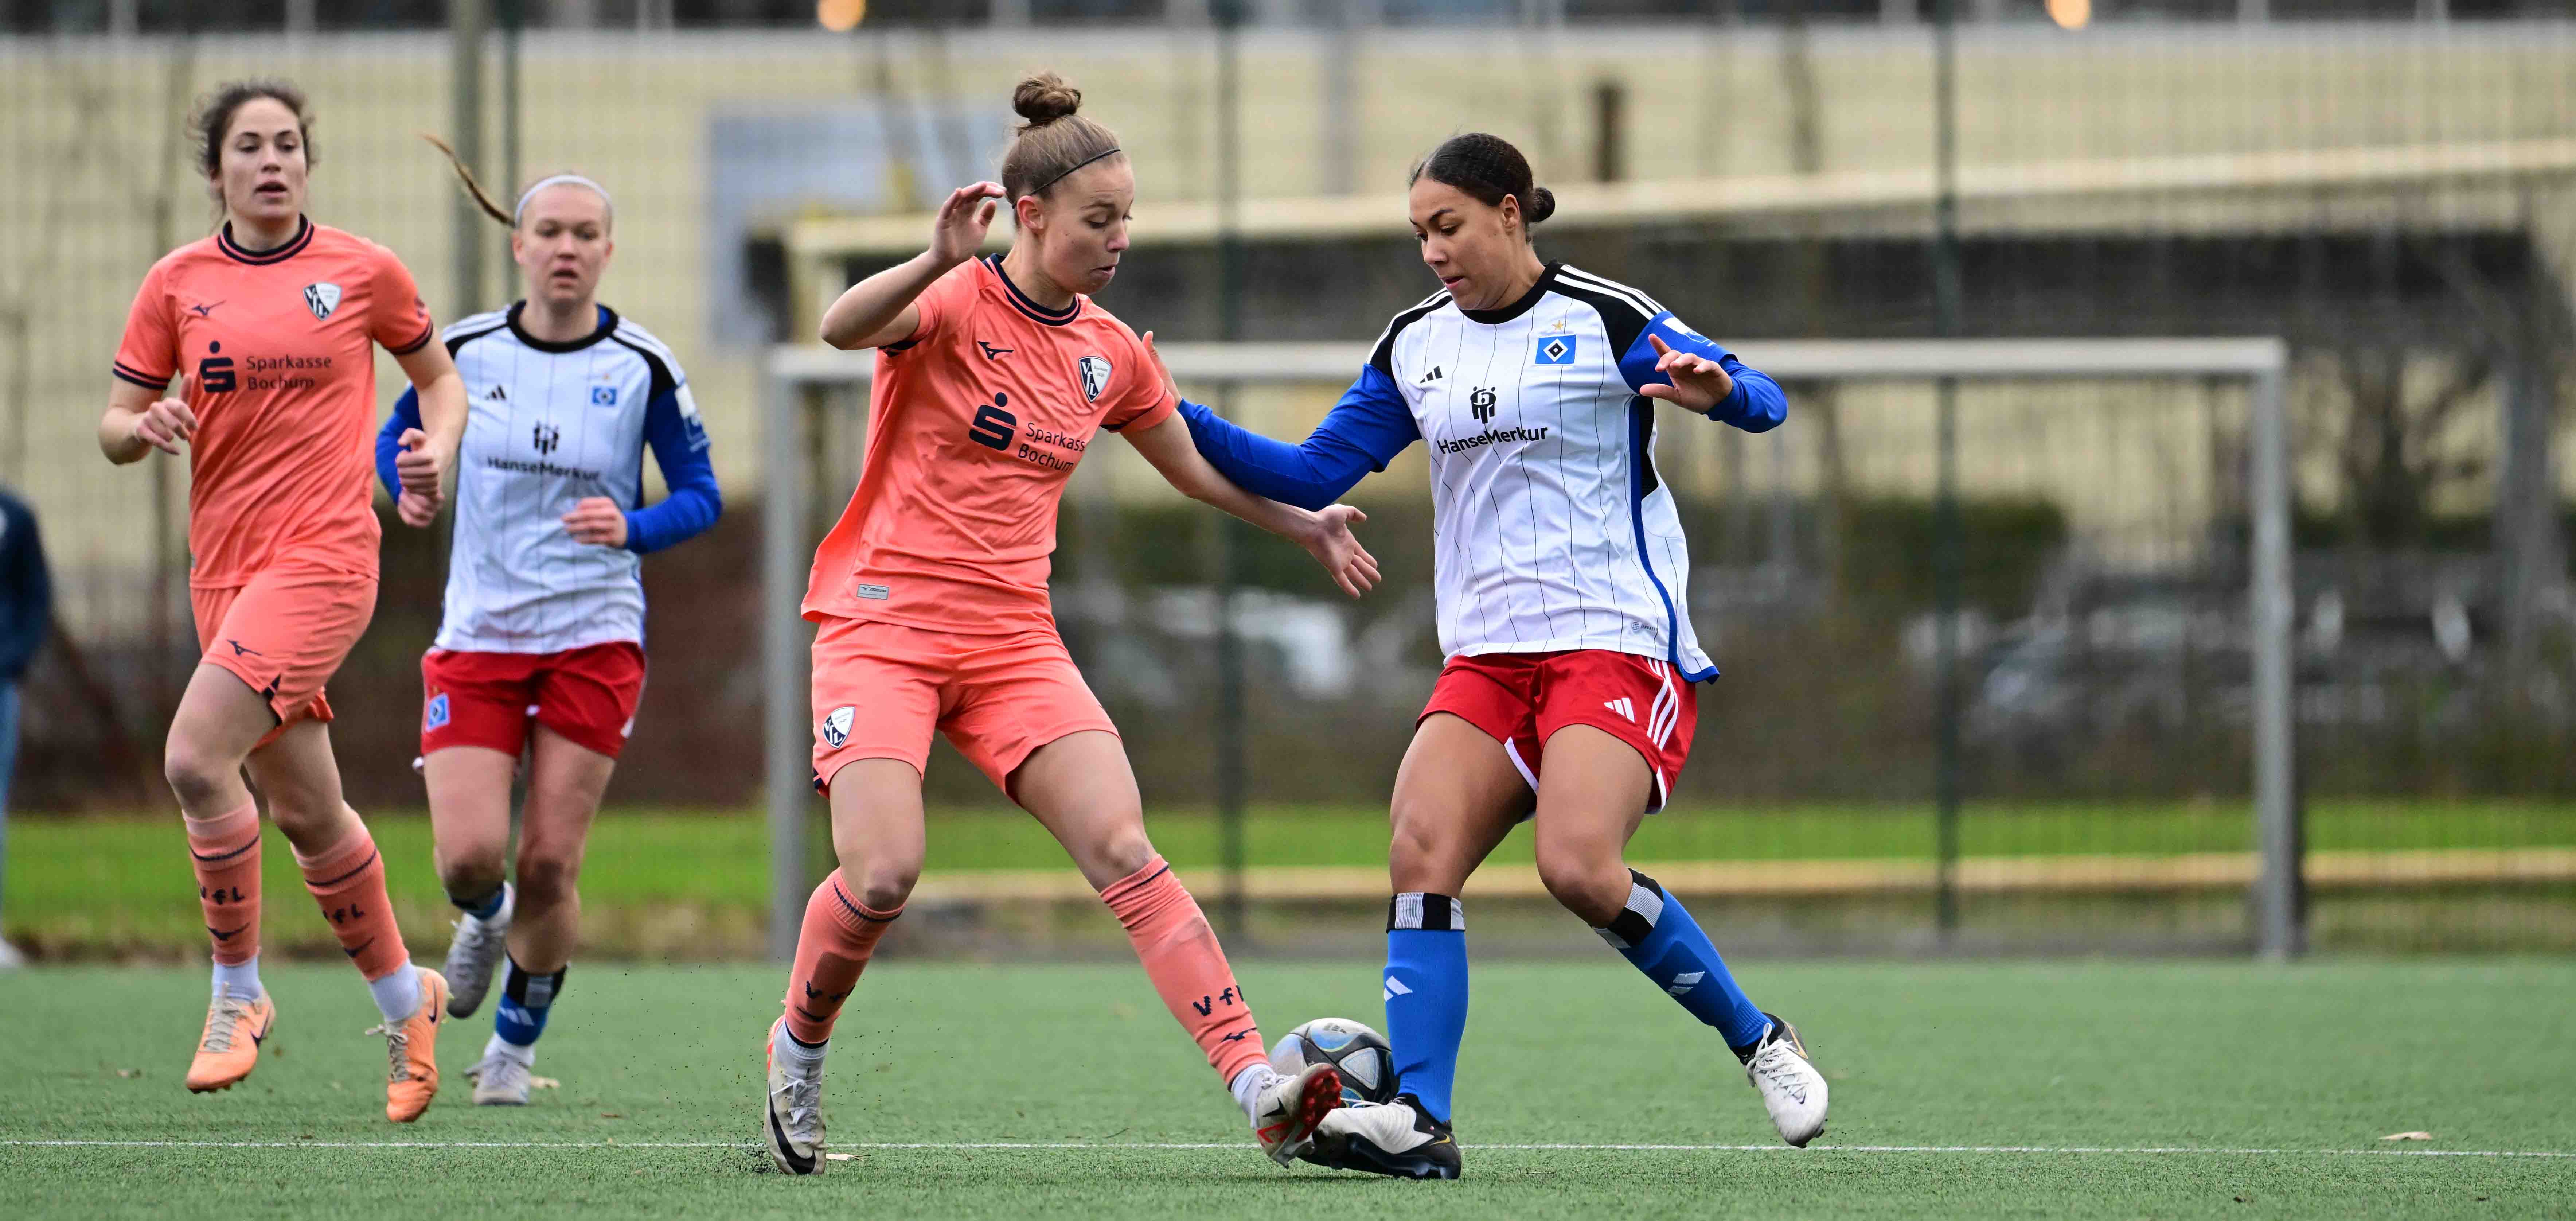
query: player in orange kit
97 80 467 1122
759 73 1379 1175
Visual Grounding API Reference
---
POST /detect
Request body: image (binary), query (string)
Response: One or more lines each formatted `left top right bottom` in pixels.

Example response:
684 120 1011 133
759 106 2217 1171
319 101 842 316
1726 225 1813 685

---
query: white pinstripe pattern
1381 269 1716 678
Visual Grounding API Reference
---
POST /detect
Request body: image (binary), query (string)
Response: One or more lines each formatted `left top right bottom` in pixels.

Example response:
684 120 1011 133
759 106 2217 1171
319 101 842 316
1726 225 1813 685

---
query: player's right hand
929 182 1004 267
394 427 448 527
130 376 197 456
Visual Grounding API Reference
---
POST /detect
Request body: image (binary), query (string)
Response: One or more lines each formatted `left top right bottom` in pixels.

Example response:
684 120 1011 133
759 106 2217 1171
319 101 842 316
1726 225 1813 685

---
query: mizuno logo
188 301 225 318
206 924 246 942
803 981 851 1003
342 937 375 959
977 341 1013 360
1605 697 1635 722
226 639 262 657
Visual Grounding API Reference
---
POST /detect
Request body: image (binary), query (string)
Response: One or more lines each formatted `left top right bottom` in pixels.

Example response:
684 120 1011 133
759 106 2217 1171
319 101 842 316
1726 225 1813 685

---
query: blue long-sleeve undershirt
377 386 721 555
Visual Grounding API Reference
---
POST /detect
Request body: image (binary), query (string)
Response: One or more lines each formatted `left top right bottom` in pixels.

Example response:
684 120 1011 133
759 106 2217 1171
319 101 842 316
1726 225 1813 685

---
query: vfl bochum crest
820 705 855 750
1077 355 1112 402
302 281 343 321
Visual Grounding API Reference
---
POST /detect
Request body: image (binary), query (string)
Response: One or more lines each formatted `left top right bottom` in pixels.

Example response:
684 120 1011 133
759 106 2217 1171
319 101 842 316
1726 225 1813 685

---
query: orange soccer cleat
186 989 275 1093
371 967 448 1123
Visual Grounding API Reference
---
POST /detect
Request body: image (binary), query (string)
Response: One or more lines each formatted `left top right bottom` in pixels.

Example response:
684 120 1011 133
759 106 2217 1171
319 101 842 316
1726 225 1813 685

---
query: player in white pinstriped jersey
375 147 721 1106
1178 133 1829 1177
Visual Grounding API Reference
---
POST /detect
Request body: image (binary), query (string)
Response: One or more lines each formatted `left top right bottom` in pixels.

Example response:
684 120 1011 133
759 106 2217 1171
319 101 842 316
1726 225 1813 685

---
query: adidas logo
1667 970 1704 997
1383 975 1413 1003
484 384 508 401
1417 365 1444 385
1604 697 1635 723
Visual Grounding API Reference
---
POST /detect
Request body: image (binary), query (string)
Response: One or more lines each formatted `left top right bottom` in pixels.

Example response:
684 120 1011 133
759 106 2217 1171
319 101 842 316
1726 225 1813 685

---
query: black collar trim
507 301 620 353
986 255 1080 326
217 216 315 265
1458 261 1562 326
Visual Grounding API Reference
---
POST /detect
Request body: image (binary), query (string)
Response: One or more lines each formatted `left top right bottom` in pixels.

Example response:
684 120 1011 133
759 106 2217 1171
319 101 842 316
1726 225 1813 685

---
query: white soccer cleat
467 1049 533 1106
1309 1093 1461 1179
1741 1011 1828 1147
442 883 514 1019
1250 1062 1344 1166
762 1019 826 1175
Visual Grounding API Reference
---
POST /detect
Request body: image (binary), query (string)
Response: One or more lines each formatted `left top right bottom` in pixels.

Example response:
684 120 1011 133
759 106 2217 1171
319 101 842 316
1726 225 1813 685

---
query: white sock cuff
366 961 421 1023
1229 1062 1279 1116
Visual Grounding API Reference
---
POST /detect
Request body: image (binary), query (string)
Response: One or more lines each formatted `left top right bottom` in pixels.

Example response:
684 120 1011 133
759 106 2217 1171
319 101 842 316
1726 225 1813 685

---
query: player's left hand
1637 334 1735 414
394 427 449 526
395 490 439 528
562 496 629 548
1301 504 1379 599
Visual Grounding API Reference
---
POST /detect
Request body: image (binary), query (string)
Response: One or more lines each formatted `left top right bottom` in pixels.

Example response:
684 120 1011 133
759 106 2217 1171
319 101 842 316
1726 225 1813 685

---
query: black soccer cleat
1303 1092 1462 1180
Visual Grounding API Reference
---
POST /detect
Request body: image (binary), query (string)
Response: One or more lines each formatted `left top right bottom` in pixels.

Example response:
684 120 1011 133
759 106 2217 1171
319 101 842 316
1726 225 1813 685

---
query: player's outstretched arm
98 377 195 465
820 181 1003 350
391 340 468 528
1124 413 1381 599
1623 322 1787 433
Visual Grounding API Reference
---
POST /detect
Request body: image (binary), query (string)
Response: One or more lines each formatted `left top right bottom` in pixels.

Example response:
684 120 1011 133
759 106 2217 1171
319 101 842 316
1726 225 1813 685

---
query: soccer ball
1270 1017 1399 1105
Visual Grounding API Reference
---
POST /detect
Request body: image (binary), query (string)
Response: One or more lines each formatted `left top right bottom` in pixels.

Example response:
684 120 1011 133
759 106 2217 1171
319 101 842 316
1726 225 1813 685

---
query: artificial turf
1 959 2568 1219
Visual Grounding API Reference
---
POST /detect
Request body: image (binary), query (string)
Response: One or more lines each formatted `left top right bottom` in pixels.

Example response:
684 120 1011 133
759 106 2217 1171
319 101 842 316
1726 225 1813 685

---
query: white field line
2 1139 2571 1159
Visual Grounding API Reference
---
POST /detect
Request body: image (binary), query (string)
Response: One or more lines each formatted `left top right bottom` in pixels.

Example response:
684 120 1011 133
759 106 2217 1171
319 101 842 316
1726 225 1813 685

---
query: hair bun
1013 73 1083 127
1523 185 1557 225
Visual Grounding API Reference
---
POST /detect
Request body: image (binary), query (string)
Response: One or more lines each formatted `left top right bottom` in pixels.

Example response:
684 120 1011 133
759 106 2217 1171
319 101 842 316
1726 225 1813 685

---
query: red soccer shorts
808 615 1119 796
421 641 647 760
1419 649 1699 813
190 559 377 745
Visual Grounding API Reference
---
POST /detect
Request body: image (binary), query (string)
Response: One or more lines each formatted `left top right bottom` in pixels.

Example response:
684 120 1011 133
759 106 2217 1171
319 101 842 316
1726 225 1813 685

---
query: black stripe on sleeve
113 362 171 390
388 319 437 356
1369 290 1453 379
1545 270 1658 365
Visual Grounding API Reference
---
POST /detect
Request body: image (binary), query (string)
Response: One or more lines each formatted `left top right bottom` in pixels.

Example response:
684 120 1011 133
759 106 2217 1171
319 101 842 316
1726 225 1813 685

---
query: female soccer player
760 74 1376 1176
376 150 721 1106
99 80 467 1122
1175 133 1828 1177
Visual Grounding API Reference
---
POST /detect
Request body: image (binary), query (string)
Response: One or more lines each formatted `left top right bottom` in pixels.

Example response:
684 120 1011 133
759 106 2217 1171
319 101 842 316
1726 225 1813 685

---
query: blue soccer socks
1595 870 1771 1054
1383 893 1469 1125
493 956 566 1051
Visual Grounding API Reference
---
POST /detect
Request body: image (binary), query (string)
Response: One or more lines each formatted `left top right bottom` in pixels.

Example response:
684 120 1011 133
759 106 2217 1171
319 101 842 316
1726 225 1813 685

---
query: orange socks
782 870 901 1045
294 824 410 983
1102 855 1266 1084
185 802 262 967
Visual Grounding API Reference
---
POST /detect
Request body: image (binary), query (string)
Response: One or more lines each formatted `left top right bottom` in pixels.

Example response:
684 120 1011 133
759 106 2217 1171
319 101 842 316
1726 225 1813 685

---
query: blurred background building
5 0 2572 955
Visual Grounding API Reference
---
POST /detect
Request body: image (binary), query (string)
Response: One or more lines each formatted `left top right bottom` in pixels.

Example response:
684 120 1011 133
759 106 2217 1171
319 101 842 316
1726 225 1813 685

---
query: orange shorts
808 615 1117 796
190 558 378 742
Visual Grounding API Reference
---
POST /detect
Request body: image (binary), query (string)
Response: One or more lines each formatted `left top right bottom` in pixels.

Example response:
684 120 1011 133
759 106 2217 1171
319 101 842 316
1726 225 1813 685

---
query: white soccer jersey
379 303 718 656
1181 263 1786 680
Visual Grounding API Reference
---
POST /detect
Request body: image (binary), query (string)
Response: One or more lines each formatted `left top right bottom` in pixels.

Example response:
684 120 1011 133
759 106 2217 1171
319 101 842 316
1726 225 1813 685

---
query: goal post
760 337 2297 960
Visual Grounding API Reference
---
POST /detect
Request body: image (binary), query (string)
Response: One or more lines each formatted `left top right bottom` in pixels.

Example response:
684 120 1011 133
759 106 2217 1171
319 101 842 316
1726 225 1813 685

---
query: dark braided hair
1410 133 1556 237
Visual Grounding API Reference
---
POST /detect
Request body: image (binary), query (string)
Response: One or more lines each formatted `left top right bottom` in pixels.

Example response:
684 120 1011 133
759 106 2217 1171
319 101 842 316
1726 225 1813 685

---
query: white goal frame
760 338 2297 960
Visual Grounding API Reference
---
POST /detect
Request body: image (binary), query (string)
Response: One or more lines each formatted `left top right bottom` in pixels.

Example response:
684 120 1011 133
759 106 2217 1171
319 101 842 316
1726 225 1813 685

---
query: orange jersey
114 218 434 588
802 256 1176 633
